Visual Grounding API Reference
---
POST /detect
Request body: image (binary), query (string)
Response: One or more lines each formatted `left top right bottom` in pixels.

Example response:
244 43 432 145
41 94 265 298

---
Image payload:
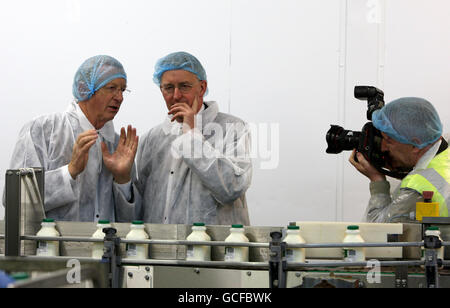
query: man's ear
411 145 421 154
199 80 207 97
411 137 422 149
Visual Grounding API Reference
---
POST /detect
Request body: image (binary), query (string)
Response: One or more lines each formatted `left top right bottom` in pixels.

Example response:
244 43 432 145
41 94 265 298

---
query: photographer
349 97 449 223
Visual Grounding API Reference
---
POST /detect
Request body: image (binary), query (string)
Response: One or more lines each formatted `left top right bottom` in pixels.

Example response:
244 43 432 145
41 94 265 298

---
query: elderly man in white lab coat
4 55 141 222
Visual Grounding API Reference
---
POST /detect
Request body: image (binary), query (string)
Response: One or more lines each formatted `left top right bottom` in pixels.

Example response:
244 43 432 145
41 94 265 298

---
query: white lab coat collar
70 101 116 143
413 139 442 171
161 101 218 136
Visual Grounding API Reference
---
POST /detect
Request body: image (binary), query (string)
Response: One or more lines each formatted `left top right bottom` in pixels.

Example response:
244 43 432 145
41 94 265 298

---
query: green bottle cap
288 225 300 230
231 224 244 228
11 272 29 280
347 225 359 230
427 226 440 231
132 220 144 225
193 222 205 226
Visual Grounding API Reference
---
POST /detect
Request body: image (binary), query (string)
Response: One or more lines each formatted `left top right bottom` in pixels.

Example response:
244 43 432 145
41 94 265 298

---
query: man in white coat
136 51 252 225
4 55 140 222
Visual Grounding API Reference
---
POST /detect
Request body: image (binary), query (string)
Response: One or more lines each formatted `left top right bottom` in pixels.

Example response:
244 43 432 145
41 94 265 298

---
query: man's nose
173 87 183 100
113 90 123 102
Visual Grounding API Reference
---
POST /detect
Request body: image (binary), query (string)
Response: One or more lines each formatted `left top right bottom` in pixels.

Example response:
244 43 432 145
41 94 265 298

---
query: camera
326 85 384 155
325 86 408 179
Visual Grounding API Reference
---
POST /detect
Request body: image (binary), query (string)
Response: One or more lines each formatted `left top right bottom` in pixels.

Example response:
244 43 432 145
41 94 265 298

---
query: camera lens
326 125 361 154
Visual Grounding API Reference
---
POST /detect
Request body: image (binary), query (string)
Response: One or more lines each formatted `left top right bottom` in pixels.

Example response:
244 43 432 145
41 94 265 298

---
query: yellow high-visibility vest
401 149 450 217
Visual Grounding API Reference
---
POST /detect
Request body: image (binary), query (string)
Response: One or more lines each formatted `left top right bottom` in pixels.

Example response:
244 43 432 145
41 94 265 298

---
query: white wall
0 0 449 226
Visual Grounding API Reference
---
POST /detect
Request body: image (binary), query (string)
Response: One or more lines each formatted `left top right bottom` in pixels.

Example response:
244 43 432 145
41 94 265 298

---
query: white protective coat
3 102 141 222
136 101 252 225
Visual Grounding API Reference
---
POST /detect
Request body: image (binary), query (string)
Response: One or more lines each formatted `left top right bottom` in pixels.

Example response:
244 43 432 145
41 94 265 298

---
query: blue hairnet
73 55 127 102
372 97 442 148
153 51 208 95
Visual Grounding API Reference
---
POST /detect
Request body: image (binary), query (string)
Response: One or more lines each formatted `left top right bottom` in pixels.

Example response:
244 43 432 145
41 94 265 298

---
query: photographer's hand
349 149 386 182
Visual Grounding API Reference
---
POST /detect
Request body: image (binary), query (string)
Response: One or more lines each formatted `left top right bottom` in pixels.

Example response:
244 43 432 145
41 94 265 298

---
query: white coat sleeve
365 180 421 223
113 166 142 222
3 121 78 212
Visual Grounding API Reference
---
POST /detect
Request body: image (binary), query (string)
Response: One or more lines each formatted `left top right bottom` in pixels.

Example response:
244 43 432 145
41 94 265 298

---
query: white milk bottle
284 225 306 263
422 226 445 266
342 225 365 262
186 223 211 261
125 221 149 259
91 220 112 259
36 218 60 256
224 224 249 262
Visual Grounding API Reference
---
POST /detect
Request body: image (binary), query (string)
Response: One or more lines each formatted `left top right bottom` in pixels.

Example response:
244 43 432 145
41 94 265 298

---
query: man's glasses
160 82 195 95
102 84 131 97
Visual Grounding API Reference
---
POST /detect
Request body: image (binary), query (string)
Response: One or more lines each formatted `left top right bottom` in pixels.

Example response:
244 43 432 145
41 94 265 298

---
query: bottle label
225 247 235 261
286 248 305 262
37 241 48 254
186 245 194 258
343 248 364 262
37 241 58 256
127 244 137 257
286 249 294 262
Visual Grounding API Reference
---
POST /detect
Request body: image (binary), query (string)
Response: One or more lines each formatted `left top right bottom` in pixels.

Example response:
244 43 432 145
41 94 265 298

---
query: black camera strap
436 138 448 156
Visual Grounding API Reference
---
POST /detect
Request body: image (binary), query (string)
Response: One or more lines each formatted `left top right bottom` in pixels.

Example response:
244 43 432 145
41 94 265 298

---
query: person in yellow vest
349 97 449 222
